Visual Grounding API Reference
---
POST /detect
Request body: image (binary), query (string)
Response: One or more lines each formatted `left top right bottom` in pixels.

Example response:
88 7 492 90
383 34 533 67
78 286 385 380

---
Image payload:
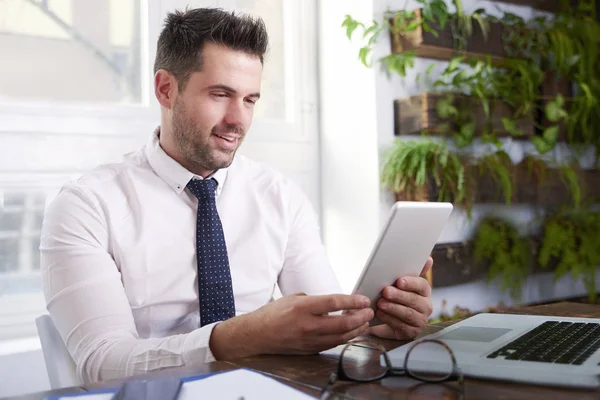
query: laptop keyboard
487 321 600 365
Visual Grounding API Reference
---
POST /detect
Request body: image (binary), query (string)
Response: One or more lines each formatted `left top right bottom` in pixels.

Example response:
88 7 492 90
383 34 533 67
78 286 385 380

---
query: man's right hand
209 293 374 360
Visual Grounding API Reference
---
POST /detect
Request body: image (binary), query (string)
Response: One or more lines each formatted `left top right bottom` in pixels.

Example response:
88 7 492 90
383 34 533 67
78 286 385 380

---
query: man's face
170 42 262 175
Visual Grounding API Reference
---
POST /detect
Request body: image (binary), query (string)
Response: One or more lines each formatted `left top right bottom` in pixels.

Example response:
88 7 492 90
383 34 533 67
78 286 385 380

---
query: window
0 0 155 341
0 0 319 341
0 192 45 288
234 0 286 120
0 0 144 104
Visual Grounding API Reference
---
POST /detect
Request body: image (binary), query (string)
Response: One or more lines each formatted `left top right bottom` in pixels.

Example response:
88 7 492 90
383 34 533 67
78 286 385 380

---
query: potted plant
380 138 475 212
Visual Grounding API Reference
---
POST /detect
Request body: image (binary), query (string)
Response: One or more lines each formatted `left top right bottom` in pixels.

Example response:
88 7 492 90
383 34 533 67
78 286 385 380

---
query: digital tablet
352 201 453 326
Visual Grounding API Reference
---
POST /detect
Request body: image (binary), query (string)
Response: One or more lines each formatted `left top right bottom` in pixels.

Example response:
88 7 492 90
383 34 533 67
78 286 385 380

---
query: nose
223 98 247 128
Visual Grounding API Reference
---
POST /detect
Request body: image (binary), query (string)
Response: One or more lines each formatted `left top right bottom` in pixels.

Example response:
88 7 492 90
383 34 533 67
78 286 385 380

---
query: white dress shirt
40 129 342 384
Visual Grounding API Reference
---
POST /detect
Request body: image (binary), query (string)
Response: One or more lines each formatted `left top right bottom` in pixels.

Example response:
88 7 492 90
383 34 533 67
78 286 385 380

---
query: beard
171 96 245 173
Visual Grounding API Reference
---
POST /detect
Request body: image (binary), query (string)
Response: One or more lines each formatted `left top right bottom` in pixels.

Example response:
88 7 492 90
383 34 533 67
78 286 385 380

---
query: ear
154 70 177 109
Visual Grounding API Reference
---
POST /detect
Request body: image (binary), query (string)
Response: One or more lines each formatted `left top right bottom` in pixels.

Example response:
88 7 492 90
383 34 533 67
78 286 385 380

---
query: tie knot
187 178 217 202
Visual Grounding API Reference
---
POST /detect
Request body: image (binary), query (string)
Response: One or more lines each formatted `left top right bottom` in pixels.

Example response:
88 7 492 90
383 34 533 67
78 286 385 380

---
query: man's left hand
367 257 434 340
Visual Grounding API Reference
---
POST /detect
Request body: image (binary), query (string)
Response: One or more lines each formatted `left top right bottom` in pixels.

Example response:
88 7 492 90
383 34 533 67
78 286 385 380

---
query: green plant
380 138 474 212
428 300 511 324
434 92 477 147
428 300 473 324
342 0 489 77
433 56 534 147
558 164 583 208
474 151 514 205
450 0 489 51
497 3 600 153
473 217 531 301
538 209 600 303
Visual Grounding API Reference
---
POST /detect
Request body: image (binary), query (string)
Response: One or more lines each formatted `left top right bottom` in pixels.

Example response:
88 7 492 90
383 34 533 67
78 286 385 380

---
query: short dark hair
154 7 269 89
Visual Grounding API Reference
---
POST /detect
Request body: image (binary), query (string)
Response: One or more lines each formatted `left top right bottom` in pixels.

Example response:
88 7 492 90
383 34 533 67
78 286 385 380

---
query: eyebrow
206 84 261 99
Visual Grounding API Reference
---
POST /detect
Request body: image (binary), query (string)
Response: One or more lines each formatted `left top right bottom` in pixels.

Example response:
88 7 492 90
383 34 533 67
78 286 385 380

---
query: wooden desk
6 302 600 400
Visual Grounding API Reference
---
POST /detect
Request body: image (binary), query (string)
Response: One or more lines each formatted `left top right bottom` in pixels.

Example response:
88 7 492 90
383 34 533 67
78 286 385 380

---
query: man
40 8 434 384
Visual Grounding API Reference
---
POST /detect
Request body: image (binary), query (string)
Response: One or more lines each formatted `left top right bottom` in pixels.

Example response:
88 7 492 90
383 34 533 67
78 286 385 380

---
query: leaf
421 5 433 22
559 166 582 208
426 63 436 75
358 46 371 67
448 56 465 72
472 13 490 42
566 54 580 67
501 118 523 137
452 70 469 86
436 11 449 30
422 22 438 37
545 95 568 122
341 15 361 40
405 20 421 32
475 90 490 117
542 125 560 143
436 96 458 118
531 136 553 154
363 21 379 38
460 121 476 138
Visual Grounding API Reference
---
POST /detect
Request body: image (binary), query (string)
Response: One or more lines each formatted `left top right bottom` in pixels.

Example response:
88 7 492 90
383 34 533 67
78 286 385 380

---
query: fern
539 210 600 303
473 218 530 301
559 166 582 208
381 139 473 213
476 151 514 205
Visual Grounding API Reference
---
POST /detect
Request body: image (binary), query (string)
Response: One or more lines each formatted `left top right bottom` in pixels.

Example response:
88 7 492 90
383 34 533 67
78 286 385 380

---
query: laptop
386 313 600 389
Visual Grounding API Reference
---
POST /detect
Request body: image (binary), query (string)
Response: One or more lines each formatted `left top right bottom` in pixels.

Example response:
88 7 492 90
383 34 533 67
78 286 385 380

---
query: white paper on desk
53 369 315 400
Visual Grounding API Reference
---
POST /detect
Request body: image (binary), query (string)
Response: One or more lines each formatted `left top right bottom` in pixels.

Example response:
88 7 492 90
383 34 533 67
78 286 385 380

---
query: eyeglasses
320 339 464 400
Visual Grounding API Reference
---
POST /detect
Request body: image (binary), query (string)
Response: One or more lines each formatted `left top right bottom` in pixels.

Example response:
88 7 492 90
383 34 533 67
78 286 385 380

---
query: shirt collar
146 127 228 197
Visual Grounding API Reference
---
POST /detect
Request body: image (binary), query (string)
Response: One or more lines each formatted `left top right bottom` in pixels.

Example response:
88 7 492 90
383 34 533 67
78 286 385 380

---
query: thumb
420 256 434 278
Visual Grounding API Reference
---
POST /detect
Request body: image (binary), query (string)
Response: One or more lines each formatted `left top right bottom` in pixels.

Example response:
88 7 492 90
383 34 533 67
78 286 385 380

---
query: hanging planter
390 8 507 63
394 92 535 139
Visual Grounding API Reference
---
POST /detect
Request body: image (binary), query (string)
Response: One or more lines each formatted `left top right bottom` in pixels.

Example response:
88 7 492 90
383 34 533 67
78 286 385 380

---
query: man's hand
368 257 434 340
210 293 374 360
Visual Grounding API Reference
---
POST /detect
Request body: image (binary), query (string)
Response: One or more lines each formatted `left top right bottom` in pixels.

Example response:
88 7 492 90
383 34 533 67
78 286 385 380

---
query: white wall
318 0 381 293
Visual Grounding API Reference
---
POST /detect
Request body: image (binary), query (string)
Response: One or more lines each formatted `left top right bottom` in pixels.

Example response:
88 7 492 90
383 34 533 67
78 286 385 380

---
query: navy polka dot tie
187 178 236 326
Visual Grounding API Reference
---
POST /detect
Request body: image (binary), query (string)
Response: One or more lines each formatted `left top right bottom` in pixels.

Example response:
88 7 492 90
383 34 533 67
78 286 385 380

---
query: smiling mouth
214 134 236 142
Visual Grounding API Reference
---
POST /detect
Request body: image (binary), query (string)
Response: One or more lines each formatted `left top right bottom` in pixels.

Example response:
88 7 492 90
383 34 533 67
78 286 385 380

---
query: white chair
35 314 80 389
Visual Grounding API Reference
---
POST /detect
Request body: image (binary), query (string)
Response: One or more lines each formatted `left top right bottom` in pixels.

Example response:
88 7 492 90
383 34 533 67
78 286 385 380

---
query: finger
313 308 374 335
314 322 371 351
420 256 434 278
381 286 433 315
376 301 428 329
395 276 432 297
366 324 400 340
302 294 370 315
375 310 421 340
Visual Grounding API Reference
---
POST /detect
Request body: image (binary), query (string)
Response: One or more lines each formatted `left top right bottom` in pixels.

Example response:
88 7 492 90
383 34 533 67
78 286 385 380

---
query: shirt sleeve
277 180 343 296
40 185 219 384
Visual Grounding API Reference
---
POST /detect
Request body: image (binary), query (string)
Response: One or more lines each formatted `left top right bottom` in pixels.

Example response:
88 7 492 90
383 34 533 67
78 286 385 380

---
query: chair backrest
35 314 80 389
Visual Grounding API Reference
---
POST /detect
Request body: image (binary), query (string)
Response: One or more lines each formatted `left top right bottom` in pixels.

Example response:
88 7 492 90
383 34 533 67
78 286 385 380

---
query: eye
212 92 229 99
245 98 258 105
